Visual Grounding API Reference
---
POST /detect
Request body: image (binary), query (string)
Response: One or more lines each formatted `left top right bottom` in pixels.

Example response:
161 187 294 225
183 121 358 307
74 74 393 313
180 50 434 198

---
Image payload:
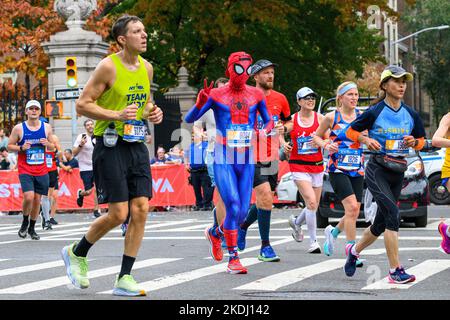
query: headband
338 82 357 96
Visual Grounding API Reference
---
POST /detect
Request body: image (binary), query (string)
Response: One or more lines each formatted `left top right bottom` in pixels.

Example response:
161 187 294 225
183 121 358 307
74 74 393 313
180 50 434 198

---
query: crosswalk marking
234 259 345 291
0 258 180 294
362 259 450 290
98 258 261 294
0 260 67 277
363 247 441 255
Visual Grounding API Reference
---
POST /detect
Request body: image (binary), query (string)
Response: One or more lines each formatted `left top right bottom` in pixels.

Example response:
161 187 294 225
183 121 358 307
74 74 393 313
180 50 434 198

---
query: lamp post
390 25 449 65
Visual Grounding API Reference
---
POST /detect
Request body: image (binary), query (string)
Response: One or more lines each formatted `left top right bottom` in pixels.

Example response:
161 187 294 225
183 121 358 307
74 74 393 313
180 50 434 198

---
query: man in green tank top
61 14 163 297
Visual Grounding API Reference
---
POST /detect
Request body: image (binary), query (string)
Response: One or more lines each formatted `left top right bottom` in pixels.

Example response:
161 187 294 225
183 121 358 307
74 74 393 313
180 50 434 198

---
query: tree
0 0 117 97
403 0 450 125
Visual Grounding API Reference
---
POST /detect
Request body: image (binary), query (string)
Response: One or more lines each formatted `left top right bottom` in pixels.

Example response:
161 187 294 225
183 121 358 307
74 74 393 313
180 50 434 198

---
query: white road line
234 259 345 291
162 223 213 232
362 259 450 290
0 260 92 278
98 258 261 295
0 259 9 262
363 247 441 255
0 258 180 294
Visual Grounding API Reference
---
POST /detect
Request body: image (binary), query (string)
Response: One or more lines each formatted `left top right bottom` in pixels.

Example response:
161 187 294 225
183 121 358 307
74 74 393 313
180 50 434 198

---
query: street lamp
390 25 449 65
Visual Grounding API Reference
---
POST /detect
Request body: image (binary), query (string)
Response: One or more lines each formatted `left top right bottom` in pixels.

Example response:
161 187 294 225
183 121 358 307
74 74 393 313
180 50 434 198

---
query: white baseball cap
25 100 41 110
296 87 317 100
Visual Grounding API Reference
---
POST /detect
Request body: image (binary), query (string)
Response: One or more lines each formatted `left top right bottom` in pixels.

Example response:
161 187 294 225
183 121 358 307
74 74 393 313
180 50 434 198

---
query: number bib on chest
336 148 361 171
45 153 53 168
385 135 409 157
226 124 253 148
123 120 145 143
26 146 45 165
257 115 278 136
296 136 318 155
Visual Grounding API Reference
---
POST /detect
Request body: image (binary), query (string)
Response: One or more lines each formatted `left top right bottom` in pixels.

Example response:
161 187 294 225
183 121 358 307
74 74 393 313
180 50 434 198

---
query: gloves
195 79 214 109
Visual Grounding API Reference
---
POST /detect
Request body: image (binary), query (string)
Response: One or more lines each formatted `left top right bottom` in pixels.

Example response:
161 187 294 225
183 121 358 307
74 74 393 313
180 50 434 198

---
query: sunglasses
234 63 252 75
302 96 316 101
27 106 40 111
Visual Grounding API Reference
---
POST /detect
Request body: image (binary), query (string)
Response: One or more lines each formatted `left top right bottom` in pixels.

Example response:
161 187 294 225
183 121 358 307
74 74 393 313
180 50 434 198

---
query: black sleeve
350 105 378 132
409 109 426 138
280 113 292 121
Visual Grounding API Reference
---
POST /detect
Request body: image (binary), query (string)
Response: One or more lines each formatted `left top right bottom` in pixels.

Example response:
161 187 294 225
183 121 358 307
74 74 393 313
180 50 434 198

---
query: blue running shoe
344 244 359 277
237 227 247 252
258 245 280 262
388 267 416 284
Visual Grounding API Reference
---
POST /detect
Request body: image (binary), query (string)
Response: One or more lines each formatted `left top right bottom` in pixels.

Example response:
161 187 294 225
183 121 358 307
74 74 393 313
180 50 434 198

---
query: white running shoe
307 241 321 254
288 215 304 242
323 225 336 256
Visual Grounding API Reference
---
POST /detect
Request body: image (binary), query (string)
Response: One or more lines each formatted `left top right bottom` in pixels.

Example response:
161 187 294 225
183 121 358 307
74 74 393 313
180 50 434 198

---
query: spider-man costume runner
185 52 273 274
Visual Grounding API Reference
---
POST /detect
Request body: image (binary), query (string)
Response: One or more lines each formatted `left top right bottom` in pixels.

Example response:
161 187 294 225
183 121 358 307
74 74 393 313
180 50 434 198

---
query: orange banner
0 162 292 211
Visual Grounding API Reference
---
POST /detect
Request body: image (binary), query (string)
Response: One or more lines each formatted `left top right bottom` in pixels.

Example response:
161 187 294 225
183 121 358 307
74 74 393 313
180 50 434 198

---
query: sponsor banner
0 162 292 211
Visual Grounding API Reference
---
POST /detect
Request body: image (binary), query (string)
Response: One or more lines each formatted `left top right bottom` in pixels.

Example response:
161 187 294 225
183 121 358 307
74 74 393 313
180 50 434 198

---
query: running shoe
50 217 58 225
76 189 84 208
307 241 321 254
323 225 336 256
18 220 29 238
121 223 128 237
344 243 359 277
204 227 223 261
44 221 53 231
258 245 280 262
438 222 450 254
288 214 304 242
61 242 90 289
28 229 40 240
227 257 247 274
388 267 416 284
237 227 247 251
356 259 364 268
93 210 101 218
112 274 146 296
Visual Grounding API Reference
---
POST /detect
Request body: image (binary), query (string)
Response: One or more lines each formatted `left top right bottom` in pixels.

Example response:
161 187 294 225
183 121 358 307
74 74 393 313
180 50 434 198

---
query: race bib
297 136 318 155
257 115 279 136
226 124 253 148
123 120 145 142
336 148 362 171
385 135 409 157
45 153 53 168
26 146 45 165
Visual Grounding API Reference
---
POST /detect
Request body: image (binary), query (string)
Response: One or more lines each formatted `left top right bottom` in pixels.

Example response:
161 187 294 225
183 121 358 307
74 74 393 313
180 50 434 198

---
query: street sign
55 88 83 100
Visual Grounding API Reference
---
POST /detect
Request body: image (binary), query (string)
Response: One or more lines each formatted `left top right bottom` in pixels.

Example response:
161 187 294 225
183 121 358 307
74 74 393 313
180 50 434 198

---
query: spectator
0 146 17 170
168 144 184 164
150 146 173 165
60 149 79 172
184 130 214 211
0 128 9 149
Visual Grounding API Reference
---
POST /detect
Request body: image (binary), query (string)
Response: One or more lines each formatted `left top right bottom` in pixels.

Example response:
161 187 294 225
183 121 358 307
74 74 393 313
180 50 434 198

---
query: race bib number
26 146 45 165
45 153 53 168
257 115 279 136
226 124 253 148
385 135 409 157
123 120 145 142
297 136 318 155
336 148 362 171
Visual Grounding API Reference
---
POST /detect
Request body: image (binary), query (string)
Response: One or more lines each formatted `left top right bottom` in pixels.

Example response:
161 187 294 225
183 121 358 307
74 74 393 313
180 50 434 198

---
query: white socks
305 208 317 245
295 208 307 225
41 196 50 222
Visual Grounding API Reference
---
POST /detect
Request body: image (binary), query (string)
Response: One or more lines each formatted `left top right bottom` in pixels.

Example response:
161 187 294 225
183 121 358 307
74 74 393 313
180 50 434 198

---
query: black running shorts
93 136 152 204
253 161 279 191
328 172 364 203
48 170 59 190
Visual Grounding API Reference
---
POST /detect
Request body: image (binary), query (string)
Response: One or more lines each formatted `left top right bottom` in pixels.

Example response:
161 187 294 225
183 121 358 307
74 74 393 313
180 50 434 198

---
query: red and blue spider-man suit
185 52 273 274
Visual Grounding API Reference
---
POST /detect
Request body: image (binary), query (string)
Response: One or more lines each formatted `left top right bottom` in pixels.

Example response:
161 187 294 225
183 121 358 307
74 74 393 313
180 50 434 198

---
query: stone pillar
164 67 198 150
41 2 109 149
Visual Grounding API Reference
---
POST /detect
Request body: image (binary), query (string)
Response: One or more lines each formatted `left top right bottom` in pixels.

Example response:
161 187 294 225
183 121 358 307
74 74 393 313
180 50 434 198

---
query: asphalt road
0 205 448 301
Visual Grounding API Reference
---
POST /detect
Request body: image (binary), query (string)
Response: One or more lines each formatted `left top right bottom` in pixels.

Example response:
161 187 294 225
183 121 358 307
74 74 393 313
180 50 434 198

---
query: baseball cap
296 87 318 100
380 65 413 84
25 100 41 110
250 59 278 76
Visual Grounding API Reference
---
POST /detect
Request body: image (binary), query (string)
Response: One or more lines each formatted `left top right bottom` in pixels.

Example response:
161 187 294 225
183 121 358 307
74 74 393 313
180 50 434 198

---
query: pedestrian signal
44 100 63 118
66 57 78 88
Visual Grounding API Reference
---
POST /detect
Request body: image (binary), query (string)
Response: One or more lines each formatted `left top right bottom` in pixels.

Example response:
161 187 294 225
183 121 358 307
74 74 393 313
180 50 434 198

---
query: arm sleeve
279 96 292 121
185 98 214 123
344 108 375 142
410 110 426 139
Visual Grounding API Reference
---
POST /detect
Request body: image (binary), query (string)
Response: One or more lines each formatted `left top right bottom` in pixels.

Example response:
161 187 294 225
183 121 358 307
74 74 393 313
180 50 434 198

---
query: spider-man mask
225 52 253 89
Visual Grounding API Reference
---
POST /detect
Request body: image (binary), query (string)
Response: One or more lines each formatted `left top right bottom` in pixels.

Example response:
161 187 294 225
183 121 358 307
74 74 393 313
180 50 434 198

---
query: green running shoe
61 242 90 289
113 274 147 297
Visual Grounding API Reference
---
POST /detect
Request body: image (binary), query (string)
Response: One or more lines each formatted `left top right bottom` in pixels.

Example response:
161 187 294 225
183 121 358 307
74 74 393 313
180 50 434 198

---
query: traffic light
66 57 77 88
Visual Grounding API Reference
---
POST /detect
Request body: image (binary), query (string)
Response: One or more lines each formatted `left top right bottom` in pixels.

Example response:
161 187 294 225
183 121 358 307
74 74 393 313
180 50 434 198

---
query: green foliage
118 0 384 110
403 0 450 125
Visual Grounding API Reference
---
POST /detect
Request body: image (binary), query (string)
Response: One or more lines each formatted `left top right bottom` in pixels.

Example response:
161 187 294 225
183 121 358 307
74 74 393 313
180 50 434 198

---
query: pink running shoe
438 222 450 254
